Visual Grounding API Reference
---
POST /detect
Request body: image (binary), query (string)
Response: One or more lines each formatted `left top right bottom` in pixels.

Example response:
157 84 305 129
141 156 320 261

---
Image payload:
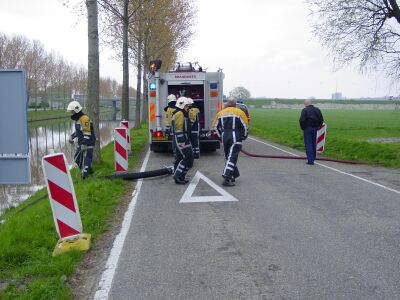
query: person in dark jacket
299 99 324 165
171 97 194 184
212 97 249 186
67 101 96 179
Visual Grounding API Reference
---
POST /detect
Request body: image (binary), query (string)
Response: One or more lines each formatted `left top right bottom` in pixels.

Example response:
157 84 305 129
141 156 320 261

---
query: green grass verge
0 123 149 299
28 110 69 122
28 108 115 123
249 109 400 168
244 98 396 108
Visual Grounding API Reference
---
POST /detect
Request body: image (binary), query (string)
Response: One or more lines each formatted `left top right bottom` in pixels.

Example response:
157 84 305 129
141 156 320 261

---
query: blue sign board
0 69 30 184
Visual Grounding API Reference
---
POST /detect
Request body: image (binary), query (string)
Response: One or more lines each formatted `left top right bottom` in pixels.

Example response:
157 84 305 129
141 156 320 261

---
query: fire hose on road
240 148 366 165
105 145 365 181
106 166 174 180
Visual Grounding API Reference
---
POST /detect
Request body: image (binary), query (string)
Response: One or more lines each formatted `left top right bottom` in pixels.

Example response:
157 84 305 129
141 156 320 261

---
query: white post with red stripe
42 153 90 255
317 123 327 153
114 127 128 172
120 120 131 155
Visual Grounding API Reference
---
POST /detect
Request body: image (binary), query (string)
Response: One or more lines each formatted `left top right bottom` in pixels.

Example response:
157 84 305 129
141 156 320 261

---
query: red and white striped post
42 153 91 256
317 123 327 153
120 120 131 155
114 127 128 172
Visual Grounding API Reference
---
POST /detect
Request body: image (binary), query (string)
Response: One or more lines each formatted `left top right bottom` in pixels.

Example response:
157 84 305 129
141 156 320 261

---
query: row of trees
0 32 132 106
96 0 196 124
82 0 196 161
2 1 197 161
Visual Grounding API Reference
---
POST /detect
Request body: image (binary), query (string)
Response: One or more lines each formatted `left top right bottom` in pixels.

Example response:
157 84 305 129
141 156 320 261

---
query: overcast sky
0 0 396 98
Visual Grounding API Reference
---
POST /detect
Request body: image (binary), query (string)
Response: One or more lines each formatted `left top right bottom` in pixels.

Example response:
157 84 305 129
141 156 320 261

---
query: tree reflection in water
1 111 130 214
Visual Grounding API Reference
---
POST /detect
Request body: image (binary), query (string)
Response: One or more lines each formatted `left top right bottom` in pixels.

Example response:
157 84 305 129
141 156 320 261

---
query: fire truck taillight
210 90 218 97
210 82 218 97
149 82 156 97
152 131 167 140
206 130 218 138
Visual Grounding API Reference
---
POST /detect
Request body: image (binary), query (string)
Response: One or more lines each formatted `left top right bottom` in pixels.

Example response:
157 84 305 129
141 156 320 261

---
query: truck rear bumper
150 139 220 152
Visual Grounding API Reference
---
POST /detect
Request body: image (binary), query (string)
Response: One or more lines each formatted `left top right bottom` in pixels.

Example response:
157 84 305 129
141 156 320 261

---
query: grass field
243 99 397 108
28 108 115 122
0 124 148 299
249 109 400 168
28 109 69 121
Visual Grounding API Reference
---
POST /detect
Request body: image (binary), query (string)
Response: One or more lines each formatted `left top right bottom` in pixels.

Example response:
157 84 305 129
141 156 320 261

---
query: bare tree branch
306 0 400 80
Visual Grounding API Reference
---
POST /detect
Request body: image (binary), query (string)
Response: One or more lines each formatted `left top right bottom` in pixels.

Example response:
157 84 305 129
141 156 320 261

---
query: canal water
0 111 134 214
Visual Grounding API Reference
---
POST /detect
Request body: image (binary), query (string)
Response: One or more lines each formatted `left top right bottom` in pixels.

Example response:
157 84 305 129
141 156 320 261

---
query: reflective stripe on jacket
172 109 191 146
73 114 96 146
212 106 249 139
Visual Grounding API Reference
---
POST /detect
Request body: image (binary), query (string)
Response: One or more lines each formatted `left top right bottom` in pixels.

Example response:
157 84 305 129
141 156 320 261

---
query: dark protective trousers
304 127 317 164
173 142 194 181
190 129 200 159
74 146 93 177
222 131 242 179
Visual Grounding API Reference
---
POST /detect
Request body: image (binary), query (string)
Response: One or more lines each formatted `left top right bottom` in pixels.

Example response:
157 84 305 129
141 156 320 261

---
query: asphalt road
104 136 400 300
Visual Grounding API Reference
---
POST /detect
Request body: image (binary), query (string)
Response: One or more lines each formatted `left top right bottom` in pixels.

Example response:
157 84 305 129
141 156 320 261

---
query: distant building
331 92 343 100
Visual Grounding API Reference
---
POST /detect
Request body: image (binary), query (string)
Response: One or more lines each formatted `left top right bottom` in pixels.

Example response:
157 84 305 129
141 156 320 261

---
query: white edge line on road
93 149 151 300
249 136 400 195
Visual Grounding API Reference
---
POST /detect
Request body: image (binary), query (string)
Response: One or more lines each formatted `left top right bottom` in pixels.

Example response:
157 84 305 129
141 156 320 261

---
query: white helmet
167 94 176 102
67 101 83 113
176 97 187 109
186 98 194 105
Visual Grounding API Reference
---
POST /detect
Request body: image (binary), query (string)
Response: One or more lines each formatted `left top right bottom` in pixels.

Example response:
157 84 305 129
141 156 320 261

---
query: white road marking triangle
179 171 239 203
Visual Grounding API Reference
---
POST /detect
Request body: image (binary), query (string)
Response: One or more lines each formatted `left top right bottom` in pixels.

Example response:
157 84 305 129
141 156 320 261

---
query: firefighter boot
222 177 235 187
175 178 189 184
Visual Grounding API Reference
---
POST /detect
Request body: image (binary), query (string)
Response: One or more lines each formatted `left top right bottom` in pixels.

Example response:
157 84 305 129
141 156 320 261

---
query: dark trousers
74 146 93 177
190 131 200 159
222 132 242 179
173 144 194 181
304 127 317 164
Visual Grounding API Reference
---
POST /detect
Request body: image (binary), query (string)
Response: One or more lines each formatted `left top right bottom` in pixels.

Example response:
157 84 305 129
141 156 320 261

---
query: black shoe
222 178 235 186
175 178 188 184
306 162 314 165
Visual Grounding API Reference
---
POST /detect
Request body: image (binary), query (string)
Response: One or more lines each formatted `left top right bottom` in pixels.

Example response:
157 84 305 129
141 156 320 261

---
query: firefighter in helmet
163 94 177 137
67 101 96 179
187 97 200 159
171 97 193 184
212 97 248 186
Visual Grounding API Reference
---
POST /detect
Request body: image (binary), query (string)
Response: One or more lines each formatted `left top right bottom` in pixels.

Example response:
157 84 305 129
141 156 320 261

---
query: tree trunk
121 0 129 120
135 40 142 128
141 63 148 122
86 0 101 162
388 0 400 24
